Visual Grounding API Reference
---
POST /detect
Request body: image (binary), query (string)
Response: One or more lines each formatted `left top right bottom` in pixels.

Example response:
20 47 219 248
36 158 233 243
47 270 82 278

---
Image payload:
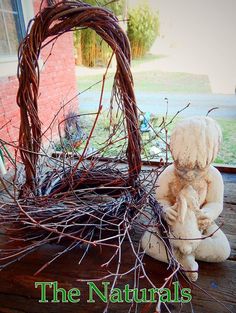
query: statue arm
201 166 224 221
156 165 177 224
156 165 173 208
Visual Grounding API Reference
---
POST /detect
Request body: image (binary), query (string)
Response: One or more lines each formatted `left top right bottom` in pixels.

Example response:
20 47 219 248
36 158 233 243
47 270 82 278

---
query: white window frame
0 0 34 78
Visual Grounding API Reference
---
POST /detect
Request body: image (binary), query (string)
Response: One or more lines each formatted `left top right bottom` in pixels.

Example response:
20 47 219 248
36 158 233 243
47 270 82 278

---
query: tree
74 0 126 67
127 4 159 58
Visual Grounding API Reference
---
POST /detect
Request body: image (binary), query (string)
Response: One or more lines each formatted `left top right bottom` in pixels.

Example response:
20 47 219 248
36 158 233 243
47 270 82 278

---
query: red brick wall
0 0 78 169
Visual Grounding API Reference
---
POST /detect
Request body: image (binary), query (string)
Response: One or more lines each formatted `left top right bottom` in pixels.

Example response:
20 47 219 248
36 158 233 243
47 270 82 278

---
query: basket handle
17 1 141 194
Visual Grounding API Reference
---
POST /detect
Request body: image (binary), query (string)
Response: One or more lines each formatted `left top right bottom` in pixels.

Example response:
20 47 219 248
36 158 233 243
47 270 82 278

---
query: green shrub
80 28 112 67
74 0 125 67
127 4 159 58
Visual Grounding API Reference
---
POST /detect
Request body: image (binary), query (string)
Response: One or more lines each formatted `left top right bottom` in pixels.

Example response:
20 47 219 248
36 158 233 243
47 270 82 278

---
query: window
0 0 26 57
0 0 35 77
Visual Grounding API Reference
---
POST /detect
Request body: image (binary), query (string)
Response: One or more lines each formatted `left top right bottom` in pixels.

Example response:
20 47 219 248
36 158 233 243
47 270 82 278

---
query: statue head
170 116 222 179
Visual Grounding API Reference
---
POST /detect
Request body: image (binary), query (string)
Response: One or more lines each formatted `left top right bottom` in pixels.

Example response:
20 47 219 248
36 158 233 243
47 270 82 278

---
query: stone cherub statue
141 116 231 281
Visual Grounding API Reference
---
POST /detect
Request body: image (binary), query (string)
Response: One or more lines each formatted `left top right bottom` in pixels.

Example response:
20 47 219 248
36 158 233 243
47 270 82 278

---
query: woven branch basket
0 1 175 282
17 0 141 196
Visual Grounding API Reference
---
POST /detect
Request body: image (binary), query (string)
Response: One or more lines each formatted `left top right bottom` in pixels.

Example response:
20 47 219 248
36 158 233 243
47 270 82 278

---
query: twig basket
17 0 141 196
0 4 178 307
0 0 158 256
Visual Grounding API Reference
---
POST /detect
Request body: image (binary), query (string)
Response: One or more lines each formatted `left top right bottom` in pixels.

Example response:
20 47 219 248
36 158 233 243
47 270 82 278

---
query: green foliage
74 0 125 67
80 28 112 67
84 0 124 16
215 118 236 165
127 4 159 58
73 29 81 47
55 107 236 165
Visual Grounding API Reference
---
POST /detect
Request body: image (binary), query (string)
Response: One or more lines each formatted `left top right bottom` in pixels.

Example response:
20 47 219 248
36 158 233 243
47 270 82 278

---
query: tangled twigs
17 0 141 195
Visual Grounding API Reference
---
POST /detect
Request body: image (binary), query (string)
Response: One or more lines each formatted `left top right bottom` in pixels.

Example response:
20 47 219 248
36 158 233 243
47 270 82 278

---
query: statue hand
164 203 178 225
197 211 212 231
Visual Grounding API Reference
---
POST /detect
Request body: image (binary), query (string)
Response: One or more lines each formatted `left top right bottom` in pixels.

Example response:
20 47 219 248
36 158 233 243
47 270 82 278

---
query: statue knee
217 240 231 262
195 233 231 262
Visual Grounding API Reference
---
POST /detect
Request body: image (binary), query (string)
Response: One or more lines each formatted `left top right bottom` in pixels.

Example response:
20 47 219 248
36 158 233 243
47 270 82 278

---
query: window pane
2 0 14 12
5 12 19 54
0 0 25 56
0 12 10 55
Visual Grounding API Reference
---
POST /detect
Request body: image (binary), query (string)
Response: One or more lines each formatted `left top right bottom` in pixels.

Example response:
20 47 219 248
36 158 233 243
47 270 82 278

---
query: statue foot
176 251 199 282
186 269 198 282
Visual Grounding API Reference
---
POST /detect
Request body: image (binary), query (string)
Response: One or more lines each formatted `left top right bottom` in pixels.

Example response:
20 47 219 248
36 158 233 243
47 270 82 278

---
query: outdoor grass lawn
215 118 236 165
155 116 236 165
75 56 234 165
69 112 236 166
77 70 211 94
130 53 167 67
160 117 236 165
133 71 211 94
